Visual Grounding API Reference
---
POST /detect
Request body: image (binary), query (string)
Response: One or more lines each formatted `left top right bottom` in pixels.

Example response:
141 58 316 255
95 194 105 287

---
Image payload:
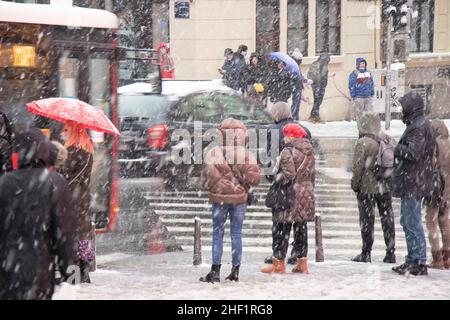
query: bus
0 1 121 233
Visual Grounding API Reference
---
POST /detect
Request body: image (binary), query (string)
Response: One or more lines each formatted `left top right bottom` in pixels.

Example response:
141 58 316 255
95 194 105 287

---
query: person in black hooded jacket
308 53 330 123
268 60 294 104
0 112 12 175
0 127 77 300
391 92 435 276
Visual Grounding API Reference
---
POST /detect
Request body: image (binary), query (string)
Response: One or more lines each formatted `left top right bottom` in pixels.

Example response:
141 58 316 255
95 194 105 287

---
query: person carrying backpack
0 111 12 175
350 113 396 263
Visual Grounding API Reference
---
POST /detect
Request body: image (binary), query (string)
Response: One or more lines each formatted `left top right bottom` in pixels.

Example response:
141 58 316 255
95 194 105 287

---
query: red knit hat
283 123 307 139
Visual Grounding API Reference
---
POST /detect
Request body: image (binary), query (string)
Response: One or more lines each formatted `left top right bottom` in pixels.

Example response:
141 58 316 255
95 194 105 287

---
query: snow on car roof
0 1 119 29
118 80 235 96
118 83 155 95
162 79 234 96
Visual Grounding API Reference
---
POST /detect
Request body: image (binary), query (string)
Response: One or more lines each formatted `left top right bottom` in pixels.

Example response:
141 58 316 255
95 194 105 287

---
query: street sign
389 62 406 113
372 69 387 114
175 1 190 19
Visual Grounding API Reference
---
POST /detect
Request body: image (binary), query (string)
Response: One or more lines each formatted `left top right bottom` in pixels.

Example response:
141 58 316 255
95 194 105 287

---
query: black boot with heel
199 264 221 283
225 265 240 282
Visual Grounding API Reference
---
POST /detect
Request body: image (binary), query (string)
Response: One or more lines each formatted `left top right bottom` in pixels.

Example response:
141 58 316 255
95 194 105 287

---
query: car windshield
217 94 272 124
119 94 169 119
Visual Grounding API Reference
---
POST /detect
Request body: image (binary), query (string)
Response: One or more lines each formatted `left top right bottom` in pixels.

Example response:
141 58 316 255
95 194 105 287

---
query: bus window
0 17 119 233
88 56 113 229
58 55 80 98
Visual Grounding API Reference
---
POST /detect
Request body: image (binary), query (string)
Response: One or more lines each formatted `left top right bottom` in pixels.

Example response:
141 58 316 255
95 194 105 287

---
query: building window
256 0 280 55
410 85 432 114
410 0 434 53
287 0 308 56
315 0 341 55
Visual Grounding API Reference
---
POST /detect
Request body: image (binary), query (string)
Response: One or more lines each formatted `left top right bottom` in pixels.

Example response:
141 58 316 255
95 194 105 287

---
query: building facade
169 0 450 120
4 0 449 119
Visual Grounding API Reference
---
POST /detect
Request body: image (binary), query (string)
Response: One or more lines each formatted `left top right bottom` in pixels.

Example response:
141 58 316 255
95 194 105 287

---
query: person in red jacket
159 43 175 80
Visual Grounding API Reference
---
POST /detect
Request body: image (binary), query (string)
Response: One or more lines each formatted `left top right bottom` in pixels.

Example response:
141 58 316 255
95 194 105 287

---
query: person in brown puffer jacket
261 123 315 274
200 118 261 283
424 119 450 269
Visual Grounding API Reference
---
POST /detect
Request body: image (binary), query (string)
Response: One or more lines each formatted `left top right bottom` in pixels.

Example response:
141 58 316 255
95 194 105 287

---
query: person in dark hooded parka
0 127 76 300
392 92 436 276
0 112 12 175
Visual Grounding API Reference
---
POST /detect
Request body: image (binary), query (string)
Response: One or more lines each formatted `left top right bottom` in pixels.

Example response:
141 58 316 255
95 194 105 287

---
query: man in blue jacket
349 58 375 123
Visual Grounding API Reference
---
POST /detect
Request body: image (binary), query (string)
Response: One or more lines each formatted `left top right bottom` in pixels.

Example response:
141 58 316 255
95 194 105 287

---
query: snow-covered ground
53 251 450 300
300 119 450 139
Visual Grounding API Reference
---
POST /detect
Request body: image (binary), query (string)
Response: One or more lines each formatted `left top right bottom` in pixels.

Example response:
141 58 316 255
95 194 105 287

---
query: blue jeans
291 87 301 121
212 203 247 267
400 198 427 264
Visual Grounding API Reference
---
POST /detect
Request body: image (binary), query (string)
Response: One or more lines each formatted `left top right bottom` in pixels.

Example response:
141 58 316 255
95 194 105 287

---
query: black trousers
272 220 308 260
357 192 396 254
310 85 326 117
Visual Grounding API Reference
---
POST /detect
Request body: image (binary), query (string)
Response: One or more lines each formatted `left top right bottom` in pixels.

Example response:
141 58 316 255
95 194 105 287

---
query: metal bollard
315 214 324 262
193 217 202 266
90 223 97 272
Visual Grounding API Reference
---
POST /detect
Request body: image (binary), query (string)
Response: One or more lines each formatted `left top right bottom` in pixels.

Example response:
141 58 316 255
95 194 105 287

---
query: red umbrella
26 98 120 136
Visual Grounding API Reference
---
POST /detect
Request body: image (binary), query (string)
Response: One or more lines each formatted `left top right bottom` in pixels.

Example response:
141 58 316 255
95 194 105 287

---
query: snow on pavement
299 119 450 139
53 252 450 300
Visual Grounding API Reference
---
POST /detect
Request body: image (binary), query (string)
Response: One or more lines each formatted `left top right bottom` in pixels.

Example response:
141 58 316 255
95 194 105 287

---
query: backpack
365 134 396 181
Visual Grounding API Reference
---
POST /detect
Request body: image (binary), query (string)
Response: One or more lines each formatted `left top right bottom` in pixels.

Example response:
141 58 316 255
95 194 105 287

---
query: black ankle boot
392 262 410 274
199 264 221 283
225 265 240 282
408 262 428 276
383 251 396 264
352 252 371 263
80 260 91 284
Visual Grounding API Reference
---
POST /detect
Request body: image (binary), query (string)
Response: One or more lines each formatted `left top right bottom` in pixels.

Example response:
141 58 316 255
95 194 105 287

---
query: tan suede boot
261 257 286 274
443 250 450 269
292 257 309 274
429 251 444 270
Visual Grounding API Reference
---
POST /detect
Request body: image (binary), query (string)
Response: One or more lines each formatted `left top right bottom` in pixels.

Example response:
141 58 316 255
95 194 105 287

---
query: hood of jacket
14 127 58 169
399 92 425 124
270 102 293 123
219 118 248 147
356 57 367 71
358 113 381 136
432 119 449 139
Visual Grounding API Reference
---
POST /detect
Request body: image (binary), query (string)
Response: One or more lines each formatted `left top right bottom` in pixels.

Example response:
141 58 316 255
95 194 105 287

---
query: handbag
265 180 295 211
265 150 309 210
225 150 258 206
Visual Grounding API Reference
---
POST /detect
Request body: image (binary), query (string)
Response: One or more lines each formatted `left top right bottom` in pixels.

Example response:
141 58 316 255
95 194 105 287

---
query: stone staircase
143 173 419 262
